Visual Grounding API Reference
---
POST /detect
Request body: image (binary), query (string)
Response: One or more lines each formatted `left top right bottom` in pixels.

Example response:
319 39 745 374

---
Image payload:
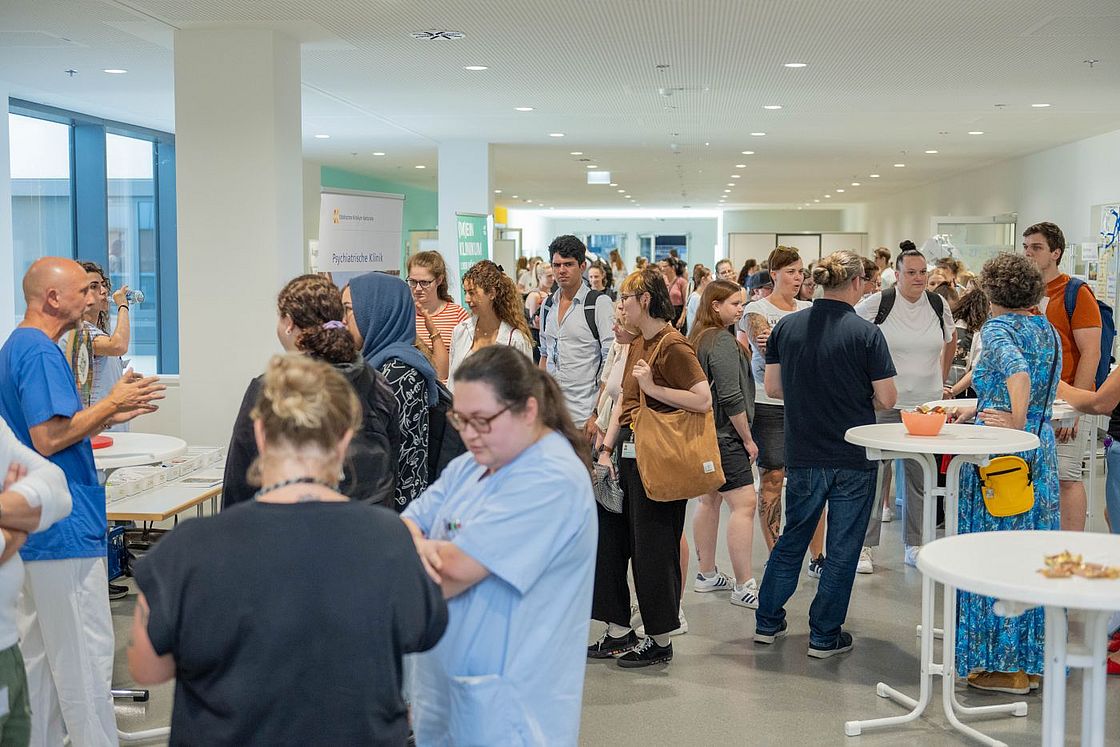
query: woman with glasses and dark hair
407 251 469 382
854 240 957 573
401 345 596 746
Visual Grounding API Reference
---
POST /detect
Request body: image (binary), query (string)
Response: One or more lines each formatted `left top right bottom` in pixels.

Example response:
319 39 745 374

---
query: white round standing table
919 531 1120 747
92 432 187 472
843 423 1040 746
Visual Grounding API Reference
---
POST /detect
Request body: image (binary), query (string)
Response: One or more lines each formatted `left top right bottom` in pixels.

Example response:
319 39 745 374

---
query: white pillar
0 84 14 342
174 29 303 445
437 141 492 301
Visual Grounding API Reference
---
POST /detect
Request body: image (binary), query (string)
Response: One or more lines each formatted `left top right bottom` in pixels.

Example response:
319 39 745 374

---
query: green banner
456 212 489 302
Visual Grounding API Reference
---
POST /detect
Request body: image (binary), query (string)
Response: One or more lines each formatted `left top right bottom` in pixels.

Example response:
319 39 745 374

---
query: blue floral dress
955 313 1061 676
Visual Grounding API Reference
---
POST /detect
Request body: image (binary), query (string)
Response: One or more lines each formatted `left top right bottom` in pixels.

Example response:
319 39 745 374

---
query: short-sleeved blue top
0 328 106 560
402 431 597 747
766 298 897 470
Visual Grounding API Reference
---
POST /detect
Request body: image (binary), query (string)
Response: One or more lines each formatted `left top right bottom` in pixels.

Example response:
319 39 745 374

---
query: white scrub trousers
18 557 118 747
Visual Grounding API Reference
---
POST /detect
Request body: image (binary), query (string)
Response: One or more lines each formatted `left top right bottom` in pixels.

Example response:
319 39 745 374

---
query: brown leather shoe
967 670 1030 695
1026 673 1041 691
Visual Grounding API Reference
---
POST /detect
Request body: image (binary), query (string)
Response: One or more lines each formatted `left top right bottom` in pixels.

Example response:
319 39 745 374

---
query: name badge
621 442 637 459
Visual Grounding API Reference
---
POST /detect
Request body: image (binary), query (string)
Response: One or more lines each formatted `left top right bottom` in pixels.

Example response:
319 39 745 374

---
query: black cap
746 271 774 291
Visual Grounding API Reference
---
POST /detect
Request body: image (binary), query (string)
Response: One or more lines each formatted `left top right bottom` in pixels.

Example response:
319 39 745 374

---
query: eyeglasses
619 291 643 301
447 406 510 434
406 278 435 289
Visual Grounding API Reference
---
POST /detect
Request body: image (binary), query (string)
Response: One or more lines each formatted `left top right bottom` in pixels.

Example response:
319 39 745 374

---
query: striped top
415 301 470 353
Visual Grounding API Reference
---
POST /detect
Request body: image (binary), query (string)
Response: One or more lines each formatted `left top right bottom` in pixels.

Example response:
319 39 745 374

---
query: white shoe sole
693 583 731 593
808 642 853 659
856 563 873 575
753 627 787 644
730 595 759 610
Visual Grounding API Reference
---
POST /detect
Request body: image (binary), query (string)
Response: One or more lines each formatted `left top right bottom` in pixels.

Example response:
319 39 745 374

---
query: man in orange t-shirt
1024 221 1101 532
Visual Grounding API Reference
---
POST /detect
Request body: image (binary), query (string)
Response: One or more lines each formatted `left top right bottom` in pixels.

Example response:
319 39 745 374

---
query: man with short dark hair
539 236 614 436
1023 221 1101 532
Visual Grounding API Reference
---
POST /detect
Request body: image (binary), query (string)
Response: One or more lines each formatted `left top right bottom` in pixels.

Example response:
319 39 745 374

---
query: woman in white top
684 266 712 333
737 247 826 572
854 242 956 571
448 260 533 390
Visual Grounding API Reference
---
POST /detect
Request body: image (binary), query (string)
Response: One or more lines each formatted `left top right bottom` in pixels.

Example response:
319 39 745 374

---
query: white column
175 29 303 445
437 141 492 300
0 84 14 342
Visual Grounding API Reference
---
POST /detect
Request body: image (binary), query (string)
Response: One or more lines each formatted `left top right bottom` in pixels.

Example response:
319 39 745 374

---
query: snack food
1038 550 1120 580
915 404 959 418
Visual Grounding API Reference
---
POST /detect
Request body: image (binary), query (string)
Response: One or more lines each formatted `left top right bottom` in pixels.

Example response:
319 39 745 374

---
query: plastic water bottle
125 289 145 304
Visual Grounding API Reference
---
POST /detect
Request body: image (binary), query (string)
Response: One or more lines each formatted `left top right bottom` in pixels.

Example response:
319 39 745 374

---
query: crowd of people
0 221 1117 744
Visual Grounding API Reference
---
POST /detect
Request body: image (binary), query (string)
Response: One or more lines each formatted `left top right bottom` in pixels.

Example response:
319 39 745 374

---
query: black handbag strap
1023 326 1061 481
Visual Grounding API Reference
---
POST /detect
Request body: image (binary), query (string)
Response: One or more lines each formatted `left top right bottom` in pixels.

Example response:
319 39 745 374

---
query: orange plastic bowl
901 410 946 436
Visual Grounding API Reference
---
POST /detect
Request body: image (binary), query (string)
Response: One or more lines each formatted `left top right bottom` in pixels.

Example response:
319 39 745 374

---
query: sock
607 623 632 638
734 579 753 593
652 634 671 647
699 569 717 579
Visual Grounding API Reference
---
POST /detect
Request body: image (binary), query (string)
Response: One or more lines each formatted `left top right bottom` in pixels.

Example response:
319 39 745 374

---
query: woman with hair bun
130 354 447 745
223 275 401 508
448 260 534 389
402 345 596 746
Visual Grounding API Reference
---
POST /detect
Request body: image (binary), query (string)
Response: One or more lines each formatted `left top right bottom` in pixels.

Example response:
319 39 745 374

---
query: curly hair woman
447 260 534 390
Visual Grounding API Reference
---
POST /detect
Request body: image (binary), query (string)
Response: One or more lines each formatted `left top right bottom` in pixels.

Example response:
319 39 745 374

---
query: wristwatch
597 445 613 455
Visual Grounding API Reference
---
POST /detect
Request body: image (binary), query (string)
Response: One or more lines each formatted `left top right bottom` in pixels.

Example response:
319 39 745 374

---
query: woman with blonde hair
407 251 469 381
448 260 533 388
688 280 761 608
130 354 447 744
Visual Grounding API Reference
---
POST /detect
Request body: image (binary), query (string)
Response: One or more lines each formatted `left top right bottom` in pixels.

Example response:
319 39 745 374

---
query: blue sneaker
753 619 788 645
808 630 854 659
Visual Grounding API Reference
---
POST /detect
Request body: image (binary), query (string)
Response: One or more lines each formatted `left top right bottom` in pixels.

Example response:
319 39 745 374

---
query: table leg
1043 607 1068 747
1081 610 1109 747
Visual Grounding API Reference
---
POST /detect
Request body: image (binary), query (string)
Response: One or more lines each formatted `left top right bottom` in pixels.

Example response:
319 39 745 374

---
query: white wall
860 128 1120 249
0 84 14 342
302 159 321 266
723 209 847 234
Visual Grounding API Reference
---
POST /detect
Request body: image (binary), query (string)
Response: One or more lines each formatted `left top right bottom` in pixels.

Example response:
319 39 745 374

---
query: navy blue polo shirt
765 298 896 470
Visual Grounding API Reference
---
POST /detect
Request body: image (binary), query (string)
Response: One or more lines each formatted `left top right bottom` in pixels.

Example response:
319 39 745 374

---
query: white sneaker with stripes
693 569 733 593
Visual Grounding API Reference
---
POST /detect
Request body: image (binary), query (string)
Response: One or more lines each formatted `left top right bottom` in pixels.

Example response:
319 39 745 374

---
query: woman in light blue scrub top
402 345 597 746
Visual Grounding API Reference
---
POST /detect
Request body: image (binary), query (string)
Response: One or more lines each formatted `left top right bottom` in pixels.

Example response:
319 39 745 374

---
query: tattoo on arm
747 314 771 346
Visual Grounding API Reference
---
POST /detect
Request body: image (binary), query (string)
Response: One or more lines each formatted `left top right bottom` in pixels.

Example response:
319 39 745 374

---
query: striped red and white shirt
415 301 470 353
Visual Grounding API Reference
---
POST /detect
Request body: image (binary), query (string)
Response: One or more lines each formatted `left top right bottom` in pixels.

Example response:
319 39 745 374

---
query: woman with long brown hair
448 260 533 389
407 251 469 382
688 280 762 608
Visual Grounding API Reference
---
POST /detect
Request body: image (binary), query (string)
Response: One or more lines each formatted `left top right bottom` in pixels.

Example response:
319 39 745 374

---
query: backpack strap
873 287 896 325
583 289 604 342
924 290 948 339
540 289 556 337
1064 276 1086 321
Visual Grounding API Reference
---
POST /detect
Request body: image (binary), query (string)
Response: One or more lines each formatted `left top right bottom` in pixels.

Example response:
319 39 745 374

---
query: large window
7 101 177 373
639 233 689 263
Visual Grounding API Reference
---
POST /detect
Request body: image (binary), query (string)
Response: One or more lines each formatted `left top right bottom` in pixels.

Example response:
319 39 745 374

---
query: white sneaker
635 606 688 637
856 546 874 574
881 505 894 523
693 569 733 593
904 545 921 567
730 578 760 609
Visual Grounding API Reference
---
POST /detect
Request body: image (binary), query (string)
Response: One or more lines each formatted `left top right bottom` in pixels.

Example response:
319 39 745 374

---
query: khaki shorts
1056 415 1092 482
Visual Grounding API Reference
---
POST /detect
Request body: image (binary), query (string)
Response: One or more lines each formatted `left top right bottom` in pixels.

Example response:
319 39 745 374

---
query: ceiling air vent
410 31 465 41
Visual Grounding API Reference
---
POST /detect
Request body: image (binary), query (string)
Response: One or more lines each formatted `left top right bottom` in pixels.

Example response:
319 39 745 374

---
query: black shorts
751 402 785 472
717 433 754 492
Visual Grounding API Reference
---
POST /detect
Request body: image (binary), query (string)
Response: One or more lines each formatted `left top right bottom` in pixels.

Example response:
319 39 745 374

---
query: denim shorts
717 434 754 492
751 402 785 471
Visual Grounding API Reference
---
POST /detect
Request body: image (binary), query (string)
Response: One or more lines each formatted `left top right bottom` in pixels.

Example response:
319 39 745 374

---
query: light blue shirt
402 432 597 747
539 284 615 424
685 290 702 332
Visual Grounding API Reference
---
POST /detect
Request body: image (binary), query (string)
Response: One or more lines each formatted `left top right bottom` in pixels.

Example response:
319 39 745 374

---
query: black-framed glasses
406 278 435 289
447 406 510 434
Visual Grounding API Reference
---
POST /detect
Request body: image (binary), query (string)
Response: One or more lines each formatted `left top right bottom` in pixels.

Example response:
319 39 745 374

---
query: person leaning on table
947 252 1060 696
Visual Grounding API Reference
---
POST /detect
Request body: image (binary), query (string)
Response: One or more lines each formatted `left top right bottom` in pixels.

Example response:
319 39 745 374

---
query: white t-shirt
880 267 897 289
855 291 955 409
739 296 812 406
447 317 534 392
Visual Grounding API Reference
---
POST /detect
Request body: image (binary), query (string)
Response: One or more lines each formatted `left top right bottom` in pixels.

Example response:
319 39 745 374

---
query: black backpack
540 288 606 342
873 287 948 338
427 381 466 485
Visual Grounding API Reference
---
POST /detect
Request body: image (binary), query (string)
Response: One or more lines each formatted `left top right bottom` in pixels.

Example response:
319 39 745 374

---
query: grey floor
106 498 1120 746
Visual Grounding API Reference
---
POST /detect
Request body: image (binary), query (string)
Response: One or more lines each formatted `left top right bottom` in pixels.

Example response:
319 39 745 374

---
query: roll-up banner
455 212 489 303
317 188 404 288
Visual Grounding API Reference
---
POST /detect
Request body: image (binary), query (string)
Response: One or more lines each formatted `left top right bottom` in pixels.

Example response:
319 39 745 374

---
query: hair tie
321 320 345 330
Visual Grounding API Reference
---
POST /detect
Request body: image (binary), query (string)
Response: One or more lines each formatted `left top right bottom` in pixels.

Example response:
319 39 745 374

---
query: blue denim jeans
756 466 877 647
1106 442 1120 534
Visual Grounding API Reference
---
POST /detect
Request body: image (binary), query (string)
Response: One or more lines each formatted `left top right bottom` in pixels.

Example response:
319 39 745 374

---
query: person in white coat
447 261 533 390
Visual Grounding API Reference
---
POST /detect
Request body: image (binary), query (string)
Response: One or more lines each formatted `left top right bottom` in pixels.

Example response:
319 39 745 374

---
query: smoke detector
410 30 465 40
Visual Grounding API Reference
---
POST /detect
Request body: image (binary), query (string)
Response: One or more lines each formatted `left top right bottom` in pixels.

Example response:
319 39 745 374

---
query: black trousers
592 438 687 637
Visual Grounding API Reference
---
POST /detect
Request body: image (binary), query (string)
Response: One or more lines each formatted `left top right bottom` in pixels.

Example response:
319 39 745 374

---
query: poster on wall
456 212 489 302
317 189 404 288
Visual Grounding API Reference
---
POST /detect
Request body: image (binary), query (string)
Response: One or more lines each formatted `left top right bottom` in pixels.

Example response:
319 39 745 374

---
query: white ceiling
2 0 1120 210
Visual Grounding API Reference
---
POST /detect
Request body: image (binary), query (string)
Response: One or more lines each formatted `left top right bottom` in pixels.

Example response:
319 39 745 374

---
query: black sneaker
807 554 825 579
753 619 788 644
108 583 128 601
616 637 672 668
587 630 637 659
808 630 854 659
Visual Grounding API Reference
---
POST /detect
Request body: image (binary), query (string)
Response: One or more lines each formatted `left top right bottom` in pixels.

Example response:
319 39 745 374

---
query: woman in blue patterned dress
953 252 1060 696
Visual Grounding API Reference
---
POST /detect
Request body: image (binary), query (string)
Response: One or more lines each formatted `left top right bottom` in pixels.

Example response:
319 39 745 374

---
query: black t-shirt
1109 402 1120 441
766 298 896 470
134 501 447 747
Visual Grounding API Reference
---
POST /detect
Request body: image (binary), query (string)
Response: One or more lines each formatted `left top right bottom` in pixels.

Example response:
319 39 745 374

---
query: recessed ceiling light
804 202 810 206
103 69 127 74
1031 103 1051 108
836 189 845 193
514 106 534 112
526 199 533 203
314 134 330 139
493 189 502 194
763 105 783 110
625 194 631 198
968 131 984 135
609 182 618 186
798 206 803 210
511 195 519 198
869 173 881 178
726 183 735 186
549 132 565 137
464 65 488 71
617 189 625 193
731 175 741 179
735 164 747 169
415 165 426 169
924 149 939 154
372 151 386 156
587 165 597 169
851 182 860 186
783 62 807 68
824 194 831 198
723 189 731 193
569 151 583 155
814 199 820 203
893 163 905 167
740 151 755 156
750 132 766 137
